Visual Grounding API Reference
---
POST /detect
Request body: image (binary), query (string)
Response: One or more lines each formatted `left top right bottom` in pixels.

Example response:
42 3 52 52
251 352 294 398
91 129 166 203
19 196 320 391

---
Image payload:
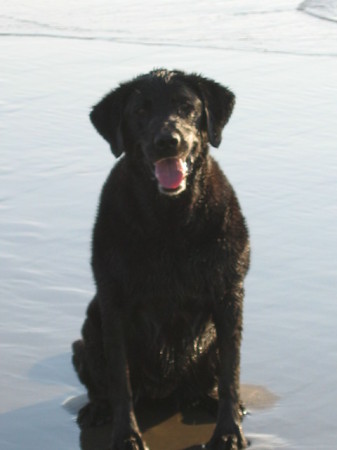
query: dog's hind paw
77 400 112 429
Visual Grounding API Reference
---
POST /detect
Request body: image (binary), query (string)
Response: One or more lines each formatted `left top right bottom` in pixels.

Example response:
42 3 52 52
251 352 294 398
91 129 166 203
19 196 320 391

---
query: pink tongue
154 157 186 190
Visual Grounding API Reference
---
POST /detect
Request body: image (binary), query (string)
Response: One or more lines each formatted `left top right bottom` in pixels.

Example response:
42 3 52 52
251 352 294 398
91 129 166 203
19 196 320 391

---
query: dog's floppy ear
185 74 235 148
90 84 129 157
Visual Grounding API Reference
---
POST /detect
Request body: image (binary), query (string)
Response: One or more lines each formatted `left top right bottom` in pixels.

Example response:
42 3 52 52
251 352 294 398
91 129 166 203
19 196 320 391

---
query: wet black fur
72 69 250 450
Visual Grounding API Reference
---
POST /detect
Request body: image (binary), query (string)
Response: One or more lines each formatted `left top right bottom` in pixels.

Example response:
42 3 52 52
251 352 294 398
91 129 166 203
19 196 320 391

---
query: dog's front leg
207 287 248 450
101 299 148 450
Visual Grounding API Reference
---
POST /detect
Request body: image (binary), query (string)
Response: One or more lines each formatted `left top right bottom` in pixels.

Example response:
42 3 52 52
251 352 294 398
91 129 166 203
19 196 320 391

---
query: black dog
72 69 250 450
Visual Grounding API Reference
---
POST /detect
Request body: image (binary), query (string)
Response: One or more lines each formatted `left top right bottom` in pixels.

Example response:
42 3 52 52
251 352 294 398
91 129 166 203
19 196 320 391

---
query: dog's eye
135 107 148 116
178 103 194 116
134 100 152 119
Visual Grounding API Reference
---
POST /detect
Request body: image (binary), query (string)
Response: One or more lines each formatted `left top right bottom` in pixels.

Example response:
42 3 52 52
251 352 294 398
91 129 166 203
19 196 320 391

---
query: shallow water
1 1 337 449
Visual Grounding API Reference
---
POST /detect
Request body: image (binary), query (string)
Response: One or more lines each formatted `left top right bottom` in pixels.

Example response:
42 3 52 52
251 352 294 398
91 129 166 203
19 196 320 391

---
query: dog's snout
154 131 181 151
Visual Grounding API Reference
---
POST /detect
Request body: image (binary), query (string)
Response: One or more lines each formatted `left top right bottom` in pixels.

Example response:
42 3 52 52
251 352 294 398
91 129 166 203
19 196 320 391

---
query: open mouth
154 157 188 195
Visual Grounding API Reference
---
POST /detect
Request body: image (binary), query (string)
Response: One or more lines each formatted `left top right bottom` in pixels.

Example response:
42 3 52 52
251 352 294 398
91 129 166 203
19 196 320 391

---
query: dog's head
90 69 235 196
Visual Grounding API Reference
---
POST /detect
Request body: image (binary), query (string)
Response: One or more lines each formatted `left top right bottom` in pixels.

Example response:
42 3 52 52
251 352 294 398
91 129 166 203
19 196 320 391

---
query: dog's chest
124 233 215 302
120 231 222 336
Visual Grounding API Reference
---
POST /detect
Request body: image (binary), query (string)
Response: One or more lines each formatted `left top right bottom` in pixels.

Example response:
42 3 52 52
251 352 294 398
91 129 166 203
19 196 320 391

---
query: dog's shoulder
204 157 240 216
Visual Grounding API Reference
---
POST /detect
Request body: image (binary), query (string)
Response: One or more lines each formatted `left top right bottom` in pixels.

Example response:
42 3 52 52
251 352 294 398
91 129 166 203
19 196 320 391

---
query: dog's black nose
154 132 181 151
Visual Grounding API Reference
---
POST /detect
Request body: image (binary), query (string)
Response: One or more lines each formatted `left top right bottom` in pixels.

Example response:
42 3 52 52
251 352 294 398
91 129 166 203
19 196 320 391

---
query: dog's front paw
110 431 149 450
206 425 247 450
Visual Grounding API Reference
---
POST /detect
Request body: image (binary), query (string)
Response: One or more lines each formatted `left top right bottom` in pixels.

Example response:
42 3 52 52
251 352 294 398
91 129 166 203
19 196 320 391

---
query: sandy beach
1 1 337 449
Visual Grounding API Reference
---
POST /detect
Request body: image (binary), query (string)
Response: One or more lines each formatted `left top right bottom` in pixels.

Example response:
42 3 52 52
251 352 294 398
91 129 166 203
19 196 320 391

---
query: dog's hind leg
72 297 112 429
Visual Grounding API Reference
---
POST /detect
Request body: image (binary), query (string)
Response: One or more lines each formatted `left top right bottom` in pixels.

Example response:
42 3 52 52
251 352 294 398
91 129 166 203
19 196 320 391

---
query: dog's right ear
90 85 128 158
